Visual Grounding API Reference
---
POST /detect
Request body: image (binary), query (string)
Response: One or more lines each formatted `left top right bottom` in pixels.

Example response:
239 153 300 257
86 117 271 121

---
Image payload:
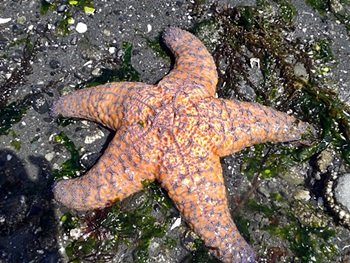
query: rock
334 173 350 212
294 189 311 201
294 62 309 79
49 59 60 69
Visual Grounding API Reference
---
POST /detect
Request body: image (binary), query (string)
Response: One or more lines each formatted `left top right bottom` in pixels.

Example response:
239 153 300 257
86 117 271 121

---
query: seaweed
82 41 140 88
190 1 349 261
52 132 83 179
0 96 31 136
247 199 338 262
61 182 173 262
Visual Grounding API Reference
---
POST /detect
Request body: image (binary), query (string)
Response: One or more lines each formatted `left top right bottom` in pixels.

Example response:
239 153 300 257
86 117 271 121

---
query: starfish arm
51 82 155 130
159 154 255 263
197 98 310 157
159 27 218 96
53 130 157 211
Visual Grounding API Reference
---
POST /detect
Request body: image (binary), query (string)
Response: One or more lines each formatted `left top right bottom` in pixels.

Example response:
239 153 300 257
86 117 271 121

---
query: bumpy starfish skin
52 27 309 263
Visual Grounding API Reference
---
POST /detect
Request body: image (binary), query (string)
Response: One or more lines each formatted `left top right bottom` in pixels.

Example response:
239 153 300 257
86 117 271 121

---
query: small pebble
35 24 46 34
49 59 60 69
45 152 54 162
16 16 26 24
70 36 78 45
57 4 67 13
103 29 111 36
91 68 102 77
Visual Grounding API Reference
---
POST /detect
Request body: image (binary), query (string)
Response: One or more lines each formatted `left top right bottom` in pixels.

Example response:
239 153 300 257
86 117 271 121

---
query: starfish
51 27 310 263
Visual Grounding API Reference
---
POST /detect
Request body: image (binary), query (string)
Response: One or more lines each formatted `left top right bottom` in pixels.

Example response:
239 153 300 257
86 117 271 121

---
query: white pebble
45 152 54 162
109 46 116 54
75 22 87 33
6 154 12 161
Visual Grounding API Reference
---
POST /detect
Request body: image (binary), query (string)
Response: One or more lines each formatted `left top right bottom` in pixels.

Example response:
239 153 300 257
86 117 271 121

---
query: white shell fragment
250 58 260 69
147 24 152 33
170 217 181 230
0 18 11 24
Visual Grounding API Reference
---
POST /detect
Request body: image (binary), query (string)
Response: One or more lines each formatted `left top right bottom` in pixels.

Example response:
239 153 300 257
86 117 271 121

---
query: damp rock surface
334 173 350 210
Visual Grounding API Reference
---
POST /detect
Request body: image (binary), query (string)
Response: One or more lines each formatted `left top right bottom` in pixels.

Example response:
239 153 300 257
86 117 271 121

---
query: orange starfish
51 27 309 263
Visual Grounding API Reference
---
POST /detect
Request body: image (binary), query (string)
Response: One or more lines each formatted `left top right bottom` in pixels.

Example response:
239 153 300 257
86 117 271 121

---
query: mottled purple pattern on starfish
51 27 311 263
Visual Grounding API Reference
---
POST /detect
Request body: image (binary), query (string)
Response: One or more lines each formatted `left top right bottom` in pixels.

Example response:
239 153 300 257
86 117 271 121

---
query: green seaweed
247 199 338 262
40 0 56 15
143 34 170 60
61 212 80 230
0 97 31 136
56 14 72 36
163 237 177 249
191 3 350 261
191 19 221 52
209 3 349 168
68 0 95 12
305 0 329 15
84 42 140 87
65 235 97 261
266 222 337 262
311 38 334 62
52 132 83 178
246 199 275 218
8 37 28 48
294 86 350 164
241 142 314 180
56 116 77 127
274 0 297 23
190 238 220 263
10 138 21 151
306 0 350 33
62 182 173 262
271 192 284 202
234 215 253 243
